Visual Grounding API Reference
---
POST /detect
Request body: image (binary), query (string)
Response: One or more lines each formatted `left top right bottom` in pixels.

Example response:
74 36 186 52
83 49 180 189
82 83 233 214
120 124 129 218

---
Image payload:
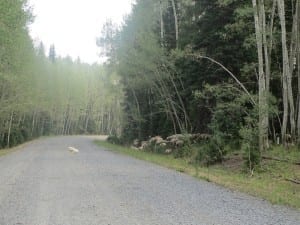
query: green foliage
240 111 260 173
195 84 246 142
97 0 266 167
195 137 226 164
2 0 297 176
0 0 124 149
107 135 123 145
145 142 166 154
174 145 193 158
97 0 196 143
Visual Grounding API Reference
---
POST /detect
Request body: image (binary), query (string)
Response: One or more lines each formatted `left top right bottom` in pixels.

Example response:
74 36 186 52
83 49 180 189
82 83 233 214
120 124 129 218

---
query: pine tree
49 44 56 63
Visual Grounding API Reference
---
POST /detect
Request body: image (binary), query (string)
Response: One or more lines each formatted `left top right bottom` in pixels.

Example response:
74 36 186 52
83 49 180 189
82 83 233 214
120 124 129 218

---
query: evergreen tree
48 44 56 63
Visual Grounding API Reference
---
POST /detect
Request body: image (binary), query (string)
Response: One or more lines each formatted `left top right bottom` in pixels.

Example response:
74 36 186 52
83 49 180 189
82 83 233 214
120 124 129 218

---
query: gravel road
0 136 299 225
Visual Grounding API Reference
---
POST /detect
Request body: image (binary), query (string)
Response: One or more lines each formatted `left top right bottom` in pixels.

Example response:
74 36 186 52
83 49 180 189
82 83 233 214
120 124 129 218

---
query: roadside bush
196 137 226 164
20 128 30 141
107 135 123 145
141 139 166 154
2 130 24 148
150 143 166 154
236 102 262 174
195 143 210 165
174 144 192 158
240 119 260 173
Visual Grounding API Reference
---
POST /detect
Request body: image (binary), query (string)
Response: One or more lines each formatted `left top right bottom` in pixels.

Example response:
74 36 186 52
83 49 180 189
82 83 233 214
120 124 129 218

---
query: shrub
174 145 191 158
142 140 167 154
196 137 226 165
107 135 123 145
239 110 260 173
240 125 260 173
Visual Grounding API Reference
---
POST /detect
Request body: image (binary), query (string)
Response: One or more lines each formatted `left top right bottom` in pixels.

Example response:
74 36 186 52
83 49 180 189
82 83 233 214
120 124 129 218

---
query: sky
28 0 134 64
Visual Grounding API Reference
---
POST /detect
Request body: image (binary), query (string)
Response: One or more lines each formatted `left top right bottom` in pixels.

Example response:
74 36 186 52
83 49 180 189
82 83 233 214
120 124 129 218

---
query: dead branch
285 178 300 184
262 155 300 165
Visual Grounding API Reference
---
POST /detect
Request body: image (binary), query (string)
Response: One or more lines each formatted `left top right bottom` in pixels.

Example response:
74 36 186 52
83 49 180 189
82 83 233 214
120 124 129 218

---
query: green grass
95 140 300 209
0 139 37 157
0 146 21 157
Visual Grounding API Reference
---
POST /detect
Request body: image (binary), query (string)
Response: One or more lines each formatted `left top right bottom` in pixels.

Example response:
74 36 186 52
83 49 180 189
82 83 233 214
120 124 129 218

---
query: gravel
0 136 299 225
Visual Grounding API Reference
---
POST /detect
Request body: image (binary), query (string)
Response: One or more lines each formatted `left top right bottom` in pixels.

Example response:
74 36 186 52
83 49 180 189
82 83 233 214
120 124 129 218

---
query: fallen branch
262 155 289 162
187 53 256 106
262 155 300 165
285 178 300 185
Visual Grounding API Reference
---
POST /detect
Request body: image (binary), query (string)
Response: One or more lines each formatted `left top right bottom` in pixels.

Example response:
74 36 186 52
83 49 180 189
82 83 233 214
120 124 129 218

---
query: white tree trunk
7 111 14 148
252 0 268 152
295 0 300 143
277 0 296 143
160 0 164 47
170 0 179 48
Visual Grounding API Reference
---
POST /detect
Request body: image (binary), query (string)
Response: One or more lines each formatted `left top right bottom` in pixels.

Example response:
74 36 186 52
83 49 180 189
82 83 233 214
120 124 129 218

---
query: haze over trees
0 0 123 148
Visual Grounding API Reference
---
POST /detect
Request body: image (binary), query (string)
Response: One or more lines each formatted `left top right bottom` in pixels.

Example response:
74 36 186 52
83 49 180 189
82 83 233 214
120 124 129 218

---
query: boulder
139 141 149 150
166 134 185 142
166 134 186 148
132 139 140 147
160 142 167 147
149 136 165 145
167 133 211 145
165 149 173 154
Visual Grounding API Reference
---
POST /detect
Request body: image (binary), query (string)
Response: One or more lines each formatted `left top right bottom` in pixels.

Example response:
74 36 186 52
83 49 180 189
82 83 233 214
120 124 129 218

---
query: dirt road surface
0 136 299 225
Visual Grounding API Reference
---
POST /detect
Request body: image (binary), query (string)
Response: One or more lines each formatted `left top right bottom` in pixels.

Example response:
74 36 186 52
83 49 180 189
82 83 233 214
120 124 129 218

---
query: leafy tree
0 1 124 148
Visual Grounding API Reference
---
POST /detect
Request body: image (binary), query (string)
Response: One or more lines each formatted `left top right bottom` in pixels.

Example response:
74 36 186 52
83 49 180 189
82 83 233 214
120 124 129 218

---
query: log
285 178 300 185
262 155 300 165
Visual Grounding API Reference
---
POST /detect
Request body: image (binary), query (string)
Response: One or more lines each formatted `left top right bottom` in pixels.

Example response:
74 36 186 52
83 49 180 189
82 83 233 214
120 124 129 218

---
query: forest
0 0 123 148
100 0 300 170
1 0 300 172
